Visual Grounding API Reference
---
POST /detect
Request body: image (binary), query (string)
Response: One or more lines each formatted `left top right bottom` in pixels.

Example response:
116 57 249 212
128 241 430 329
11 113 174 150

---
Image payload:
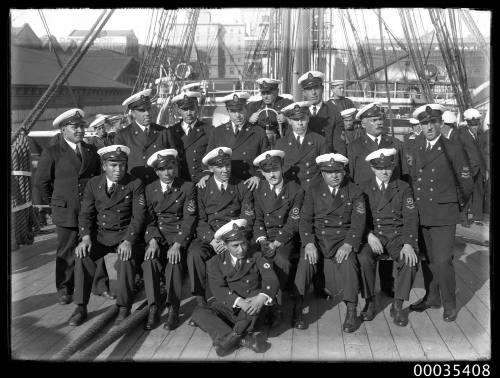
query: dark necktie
234 126 239 136
75 145 82 162
426 141 431 151
272 185 278 198
312 106 317 116
186 125 191 136
296 134 301 145
380 182 386 193
220 184 226 194
145 126 150 136
108 183 116 197
234 259 242 271
375 136 380 146
163 184 171 195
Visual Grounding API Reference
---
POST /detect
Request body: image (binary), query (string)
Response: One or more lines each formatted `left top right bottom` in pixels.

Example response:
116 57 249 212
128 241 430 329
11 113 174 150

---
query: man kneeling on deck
357 148 419 327
143 149 197 330
191 219 279 357
69 145 159 327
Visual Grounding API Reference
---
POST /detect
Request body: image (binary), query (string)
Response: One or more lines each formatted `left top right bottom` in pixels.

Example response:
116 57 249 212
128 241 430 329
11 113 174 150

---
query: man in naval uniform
68 145 160 327
328 79 356 111
168 91 212 183
441 111 459 141
298 70 346 155
456 108 488 225
340 107 363 145
252 150 305 324
191 219 279 357
115 89 172 186
203 92 269 190
403 118 423 146
295 153 365 332
357 148 419 327
187 147 255 316
87 114 113 150
347 102 405 297
35 108 112 306
275 101 328 191
143 149 197 330
406 104 473 322
247 77 293 141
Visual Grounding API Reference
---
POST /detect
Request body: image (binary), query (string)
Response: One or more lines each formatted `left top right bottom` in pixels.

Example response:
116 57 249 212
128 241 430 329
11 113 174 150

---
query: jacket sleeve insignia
138 194 145 207
355 201 365 214
461 171 470 178
405 197 415 209
406 154 413 166
263 262 271 269
290 207 300 220
187 199 195 213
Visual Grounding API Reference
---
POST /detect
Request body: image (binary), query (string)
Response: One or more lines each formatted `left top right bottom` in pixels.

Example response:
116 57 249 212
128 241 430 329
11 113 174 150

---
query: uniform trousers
74 241 161 308
294 246 359 303
55 226 109 296
192 301 265 342
187 239 216 298
357 238 417 301
419 224 457 310
155 243 188 306
466 172 485 221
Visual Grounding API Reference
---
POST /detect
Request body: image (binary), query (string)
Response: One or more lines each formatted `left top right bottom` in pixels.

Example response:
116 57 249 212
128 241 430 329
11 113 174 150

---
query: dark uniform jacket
308 101 346 155
300 178 366 257
207 251 279 308
253 180 305 245
358 177 419 251
207 121 269 181
114 122 171 185
246 96 294 136
78 173 146 246
405 136 474 226
167 120 212 183
456 127 487 178
479 129 490 172
196 176 254 243
144 178 197 248
275 130 328 191
35 138 101 228
328 96 355 112
347 134 404 184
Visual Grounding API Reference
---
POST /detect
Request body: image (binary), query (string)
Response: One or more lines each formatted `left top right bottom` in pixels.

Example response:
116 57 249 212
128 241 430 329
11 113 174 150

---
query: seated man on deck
356 148 419 327
191 219 279 357
68 145 161 327
143 149 197 331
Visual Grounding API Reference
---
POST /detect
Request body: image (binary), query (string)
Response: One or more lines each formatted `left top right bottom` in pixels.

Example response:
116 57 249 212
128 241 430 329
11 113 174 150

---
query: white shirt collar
231 121 241 132
292 131 304 142
443 128 452 139
427 134 441 147
160 180 173 192
182 120 195 135
327 185 339 195
468 128 477 139
375 177 388 190
135 121 148 132
269 180 284 195
64 138 79 151
230 253 240 267
106 177 118 189
213 176 228 190
309 102 323 114
366 133 380 143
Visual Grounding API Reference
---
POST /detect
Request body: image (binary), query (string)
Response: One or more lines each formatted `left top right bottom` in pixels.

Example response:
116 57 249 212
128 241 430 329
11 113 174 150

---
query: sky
10 8 491 45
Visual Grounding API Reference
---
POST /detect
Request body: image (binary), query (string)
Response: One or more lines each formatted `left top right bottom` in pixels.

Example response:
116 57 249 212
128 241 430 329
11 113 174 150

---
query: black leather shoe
240 334 264 353
59 294 72 305
163 305 180 330
68 306 87 326
144 305 159 330
115 306 131 326
443 308 458 322
99 291 116 300
343 303 358 333
390 303 408 327
214 332 241 357
409 297 441 312
360 300 375 321
292 306 307 330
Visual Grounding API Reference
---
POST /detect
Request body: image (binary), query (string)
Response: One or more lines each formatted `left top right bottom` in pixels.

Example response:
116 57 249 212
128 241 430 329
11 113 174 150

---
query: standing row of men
34 68 482 356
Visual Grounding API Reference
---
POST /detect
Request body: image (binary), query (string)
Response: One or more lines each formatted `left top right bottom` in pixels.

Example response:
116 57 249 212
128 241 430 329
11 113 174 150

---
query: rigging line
377 8 394 137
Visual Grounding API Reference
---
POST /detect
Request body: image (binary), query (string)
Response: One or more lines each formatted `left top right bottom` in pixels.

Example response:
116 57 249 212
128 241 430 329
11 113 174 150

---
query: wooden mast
292 9 311 101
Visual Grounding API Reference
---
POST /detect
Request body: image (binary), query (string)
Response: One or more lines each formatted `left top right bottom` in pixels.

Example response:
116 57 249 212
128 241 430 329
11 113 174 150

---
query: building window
229 67 235 75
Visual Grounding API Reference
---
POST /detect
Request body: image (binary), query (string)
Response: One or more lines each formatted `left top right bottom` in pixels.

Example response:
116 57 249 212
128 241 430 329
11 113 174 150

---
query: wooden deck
10 223 490 361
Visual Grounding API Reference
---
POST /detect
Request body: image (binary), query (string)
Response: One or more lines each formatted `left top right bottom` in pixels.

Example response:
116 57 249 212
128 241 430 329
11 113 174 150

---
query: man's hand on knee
75 235 92 259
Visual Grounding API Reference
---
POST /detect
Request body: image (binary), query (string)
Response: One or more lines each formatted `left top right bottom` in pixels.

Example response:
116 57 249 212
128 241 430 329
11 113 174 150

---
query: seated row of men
67 140 420 345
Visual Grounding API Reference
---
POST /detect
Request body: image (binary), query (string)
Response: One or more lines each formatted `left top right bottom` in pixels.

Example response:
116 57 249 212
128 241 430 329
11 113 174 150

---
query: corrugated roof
10 46 132 88
68 29 137 38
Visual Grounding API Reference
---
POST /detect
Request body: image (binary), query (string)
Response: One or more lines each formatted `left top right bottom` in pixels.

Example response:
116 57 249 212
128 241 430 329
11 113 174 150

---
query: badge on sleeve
406 197 415 209
244 204 254 217
406 154 413 166
187 199 195 213
263 262 271 269
138 193 146 207
461 166 470 178
290 207 300 220
355 201 365 214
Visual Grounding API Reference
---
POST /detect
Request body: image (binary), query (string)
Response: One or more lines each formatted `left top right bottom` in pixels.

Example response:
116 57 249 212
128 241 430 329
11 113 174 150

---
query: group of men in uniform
34 67 485 356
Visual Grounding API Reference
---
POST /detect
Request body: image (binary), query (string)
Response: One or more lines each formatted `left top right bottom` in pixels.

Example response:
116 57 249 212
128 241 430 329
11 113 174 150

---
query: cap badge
184 95 189 100
232 223 239 230
379 153 385 158
218 149 224 156
116 147 121 153
330 158 335 164
74 111 82 118
233 94 239 101
294 105 300 110
266 154 271 159
425 105 432 113
308 73 313 79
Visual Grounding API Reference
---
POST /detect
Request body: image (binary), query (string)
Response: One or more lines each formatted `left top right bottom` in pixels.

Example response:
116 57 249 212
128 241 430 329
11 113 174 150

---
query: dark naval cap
413 104 444 123
281 101 311 120
214 219 249 242
97 145 130 162
365 148 397 169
